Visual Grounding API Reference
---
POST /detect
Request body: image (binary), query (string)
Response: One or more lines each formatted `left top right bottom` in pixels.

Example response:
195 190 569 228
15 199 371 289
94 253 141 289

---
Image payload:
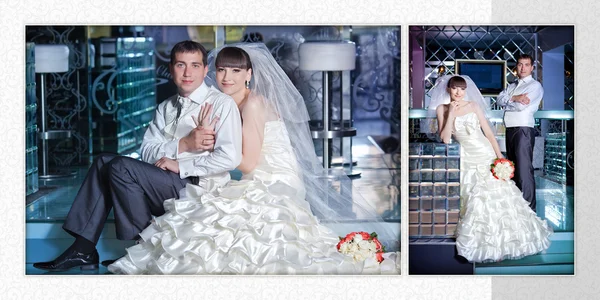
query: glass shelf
25 42 38 196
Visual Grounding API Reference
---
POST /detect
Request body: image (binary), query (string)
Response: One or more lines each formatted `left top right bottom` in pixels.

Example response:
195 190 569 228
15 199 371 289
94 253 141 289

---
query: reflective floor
26 168 88 222
26 136 401 222
25 135 402 274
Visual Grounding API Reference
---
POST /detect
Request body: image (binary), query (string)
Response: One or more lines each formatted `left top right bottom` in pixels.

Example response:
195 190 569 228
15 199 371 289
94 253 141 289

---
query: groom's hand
512 93 530 105
179 103 220 153
155 157 180 173
181 127 216 152
180 103 220 152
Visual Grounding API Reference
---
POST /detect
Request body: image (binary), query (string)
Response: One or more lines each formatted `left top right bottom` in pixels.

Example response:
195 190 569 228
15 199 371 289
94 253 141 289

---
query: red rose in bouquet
490 158 515 181
336 231 386 263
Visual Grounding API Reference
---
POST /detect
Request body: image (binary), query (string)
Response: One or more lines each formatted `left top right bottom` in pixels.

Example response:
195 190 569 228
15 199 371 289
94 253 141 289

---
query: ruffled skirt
455 165 553 263
108 176 399 274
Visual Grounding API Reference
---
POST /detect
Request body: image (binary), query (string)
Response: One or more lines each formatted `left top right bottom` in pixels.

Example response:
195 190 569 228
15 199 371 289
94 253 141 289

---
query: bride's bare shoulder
247 93 268 108
436 104 449 113
469 101 483 113
241 93 267 115
247 93 266 104
468 101 479 108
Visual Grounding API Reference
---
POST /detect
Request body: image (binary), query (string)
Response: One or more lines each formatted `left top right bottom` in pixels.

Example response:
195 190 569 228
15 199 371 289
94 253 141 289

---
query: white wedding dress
108 120 398 274
453 112 552 263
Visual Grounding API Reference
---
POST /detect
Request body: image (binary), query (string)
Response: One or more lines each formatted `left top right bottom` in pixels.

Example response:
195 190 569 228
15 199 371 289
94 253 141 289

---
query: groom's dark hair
170 40 208 66
517 53 534 65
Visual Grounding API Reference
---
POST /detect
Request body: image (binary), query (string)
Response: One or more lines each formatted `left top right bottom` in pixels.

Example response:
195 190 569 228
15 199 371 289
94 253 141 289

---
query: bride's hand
448 101 459 115
188 104 219 152
192 103 220 131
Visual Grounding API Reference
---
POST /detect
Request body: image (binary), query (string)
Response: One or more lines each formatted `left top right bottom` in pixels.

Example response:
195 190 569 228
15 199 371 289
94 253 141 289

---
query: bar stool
298 41 360 178
35 44 73 179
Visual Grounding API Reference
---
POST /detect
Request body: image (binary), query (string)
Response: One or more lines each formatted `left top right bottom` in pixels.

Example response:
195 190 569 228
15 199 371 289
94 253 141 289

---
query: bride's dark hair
215 47 253 70
447 75 467 89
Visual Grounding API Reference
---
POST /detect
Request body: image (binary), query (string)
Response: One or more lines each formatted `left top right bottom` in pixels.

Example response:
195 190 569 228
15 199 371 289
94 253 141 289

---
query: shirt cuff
179 158 209 179
178 158 196 179
163 139 178 159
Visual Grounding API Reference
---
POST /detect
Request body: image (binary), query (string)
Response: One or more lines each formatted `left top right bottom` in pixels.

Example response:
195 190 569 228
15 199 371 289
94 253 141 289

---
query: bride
430 75 552 263
108 43 398 274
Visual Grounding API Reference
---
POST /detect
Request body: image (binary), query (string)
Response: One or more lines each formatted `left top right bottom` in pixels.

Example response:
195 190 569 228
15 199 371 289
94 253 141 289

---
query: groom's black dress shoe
101 259 117 267
33 248 99 272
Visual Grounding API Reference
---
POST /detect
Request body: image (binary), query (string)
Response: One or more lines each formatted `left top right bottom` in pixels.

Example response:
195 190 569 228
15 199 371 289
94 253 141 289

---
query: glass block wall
91 37 157 155
25 42 39 196
545 131 567 184
409 142 461 238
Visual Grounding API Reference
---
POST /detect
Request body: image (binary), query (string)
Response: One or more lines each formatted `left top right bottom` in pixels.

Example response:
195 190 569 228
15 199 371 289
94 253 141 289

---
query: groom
497 53 544 212
33 40 242 271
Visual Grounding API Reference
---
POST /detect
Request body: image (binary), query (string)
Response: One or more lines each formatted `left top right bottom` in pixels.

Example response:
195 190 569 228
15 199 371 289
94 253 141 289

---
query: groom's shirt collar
179 81 209 105
518 75 533 84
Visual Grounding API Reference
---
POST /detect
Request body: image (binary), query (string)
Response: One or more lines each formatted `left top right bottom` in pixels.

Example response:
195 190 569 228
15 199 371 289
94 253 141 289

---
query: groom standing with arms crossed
497 53 544 212
34 40 242 271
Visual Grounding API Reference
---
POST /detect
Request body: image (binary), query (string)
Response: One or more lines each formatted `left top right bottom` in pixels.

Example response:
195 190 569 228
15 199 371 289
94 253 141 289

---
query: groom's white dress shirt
496 75 544 128
141 82 242 188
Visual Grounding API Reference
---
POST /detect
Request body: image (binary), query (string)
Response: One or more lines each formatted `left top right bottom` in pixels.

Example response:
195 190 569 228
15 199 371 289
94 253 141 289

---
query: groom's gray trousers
62 153 194 244
505 126 537 212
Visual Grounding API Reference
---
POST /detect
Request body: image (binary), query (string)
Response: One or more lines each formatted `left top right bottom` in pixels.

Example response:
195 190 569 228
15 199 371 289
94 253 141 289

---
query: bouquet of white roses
490 158 515 181
336 231 385 263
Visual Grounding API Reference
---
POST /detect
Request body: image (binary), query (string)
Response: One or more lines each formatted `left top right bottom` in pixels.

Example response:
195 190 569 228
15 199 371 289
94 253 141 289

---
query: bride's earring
245 80 249 89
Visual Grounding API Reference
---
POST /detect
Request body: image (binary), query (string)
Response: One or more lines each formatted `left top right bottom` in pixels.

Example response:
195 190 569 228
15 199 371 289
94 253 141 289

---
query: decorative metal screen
410 25 539 110
26 26 91 167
